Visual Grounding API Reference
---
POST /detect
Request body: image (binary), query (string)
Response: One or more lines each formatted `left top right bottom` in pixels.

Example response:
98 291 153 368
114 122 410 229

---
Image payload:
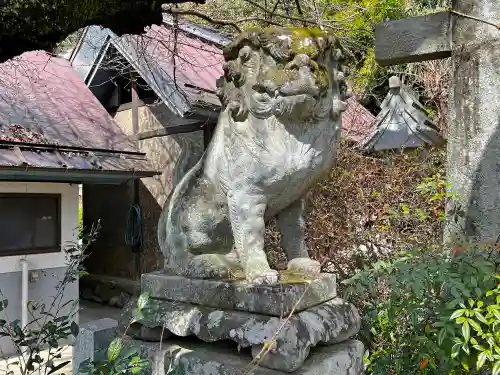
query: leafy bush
0 221 149 375
265 144 447 279
79 293 151 375
451 277 500 374
78 206 83 239
343 246 499 375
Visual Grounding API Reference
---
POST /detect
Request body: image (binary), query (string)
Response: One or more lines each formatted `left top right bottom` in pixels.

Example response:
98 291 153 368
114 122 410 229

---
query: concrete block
72 318 118 375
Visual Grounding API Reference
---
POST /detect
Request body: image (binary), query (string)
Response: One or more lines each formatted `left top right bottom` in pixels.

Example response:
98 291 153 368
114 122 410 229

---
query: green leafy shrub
343 246 499 375
0 222 149 375
451 277 500 374
79 293 151 375
0 223 100 375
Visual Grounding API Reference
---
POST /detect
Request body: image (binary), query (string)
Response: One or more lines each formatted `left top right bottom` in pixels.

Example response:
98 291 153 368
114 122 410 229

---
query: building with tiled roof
0 50 159 356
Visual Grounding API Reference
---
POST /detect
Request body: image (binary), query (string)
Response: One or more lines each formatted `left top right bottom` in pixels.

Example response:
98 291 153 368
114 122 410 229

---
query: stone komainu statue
158 27 348 285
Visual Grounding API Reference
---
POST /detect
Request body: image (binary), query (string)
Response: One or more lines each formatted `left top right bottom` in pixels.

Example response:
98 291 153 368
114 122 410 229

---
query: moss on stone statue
262 67 299 86
287 27 329 57
224 26 335 63
315 66 330 91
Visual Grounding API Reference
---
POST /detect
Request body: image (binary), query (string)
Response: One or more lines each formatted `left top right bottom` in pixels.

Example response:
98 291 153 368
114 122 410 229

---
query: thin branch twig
163 7 242 32
450 9 500 30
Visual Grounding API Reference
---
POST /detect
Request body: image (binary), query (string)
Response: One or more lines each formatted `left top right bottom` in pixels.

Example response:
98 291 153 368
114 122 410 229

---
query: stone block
141 272 337 316
72 318 118 375
131 338 365 375
122 297 361 372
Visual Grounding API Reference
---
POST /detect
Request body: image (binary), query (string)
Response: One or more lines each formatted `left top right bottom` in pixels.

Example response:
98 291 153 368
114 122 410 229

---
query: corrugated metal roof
118 23 224 103
0 146 152 173
0 51 159 178
341 97 376 142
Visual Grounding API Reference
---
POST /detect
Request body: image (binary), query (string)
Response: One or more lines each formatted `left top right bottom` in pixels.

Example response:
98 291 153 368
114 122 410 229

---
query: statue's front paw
287 258 321 275
247 269 279 285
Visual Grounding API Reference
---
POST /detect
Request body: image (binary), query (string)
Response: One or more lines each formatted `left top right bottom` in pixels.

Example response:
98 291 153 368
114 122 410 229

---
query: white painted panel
0 182 79 273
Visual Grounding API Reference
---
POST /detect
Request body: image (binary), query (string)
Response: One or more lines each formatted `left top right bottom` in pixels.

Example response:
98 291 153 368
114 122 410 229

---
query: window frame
0 193 62 257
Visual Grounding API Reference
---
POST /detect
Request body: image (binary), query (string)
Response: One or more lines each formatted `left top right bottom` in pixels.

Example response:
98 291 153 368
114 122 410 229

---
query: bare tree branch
163 6 243 32
241 0 341 28
164 6 289 31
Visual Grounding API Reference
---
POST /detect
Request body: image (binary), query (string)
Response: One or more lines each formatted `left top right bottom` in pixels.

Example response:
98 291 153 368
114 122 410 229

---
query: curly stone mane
215 27 348 122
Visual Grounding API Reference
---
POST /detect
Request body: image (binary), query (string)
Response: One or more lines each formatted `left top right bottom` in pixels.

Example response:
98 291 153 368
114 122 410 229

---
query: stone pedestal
121 272 364 374
141 271 338 316
136 338 365 375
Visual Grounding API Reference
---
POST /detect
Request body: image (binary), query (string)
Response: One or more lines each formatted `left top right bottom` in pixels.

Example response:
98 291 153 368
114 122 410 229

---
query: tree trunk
445 0 500 245
0 0 205 62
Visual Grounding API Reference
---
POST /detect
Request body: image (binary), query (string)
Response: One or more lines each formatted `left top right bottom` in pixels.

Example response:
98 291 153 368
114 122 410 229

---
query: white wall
0 182 79 358
0 182 79 273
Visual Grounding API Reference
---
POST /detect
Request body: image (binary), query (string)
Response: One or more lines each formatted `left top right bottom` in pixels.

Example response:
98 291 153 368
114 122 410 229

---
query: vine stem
449 9 500 30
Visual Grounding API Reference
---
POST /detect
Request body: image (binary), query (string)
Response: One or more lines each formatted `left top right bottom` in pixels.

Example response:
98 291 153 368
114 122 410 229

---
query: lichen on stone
278 271 314 284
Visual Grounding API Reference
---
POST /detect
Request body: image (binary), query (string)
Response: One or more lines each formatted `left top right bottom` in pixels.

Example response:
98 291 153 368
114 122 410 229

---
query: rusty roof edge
0 139 148 157
0 166 160 184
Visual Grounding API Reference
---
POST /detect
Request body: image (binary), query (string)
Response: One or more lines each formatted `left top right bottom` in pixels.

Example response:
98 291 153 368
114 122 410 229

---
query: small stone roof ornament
360 75 444 152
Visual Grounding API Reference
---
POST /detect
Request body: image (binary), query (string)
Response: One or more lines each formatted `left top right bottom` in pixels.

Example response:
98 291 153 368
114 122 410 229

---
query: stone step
141 272 337 316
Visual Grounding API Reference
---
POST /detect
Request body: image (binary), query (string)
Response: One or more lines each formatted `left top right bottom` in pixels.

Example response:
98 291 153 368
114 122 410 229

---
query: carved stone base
133 337 365 375
141 271 337 316
120 296 361 372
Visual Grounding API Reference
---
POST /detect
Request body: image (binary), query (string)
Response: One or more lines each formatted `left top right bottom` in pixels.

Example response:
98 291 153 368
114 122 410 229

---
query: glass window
0 194 61 256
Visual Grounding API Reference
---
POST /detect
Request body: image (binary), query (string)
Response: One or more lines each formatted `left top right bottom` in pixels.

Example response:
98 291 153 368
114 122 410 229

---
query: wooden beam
375 11 452 66
134 122 206 141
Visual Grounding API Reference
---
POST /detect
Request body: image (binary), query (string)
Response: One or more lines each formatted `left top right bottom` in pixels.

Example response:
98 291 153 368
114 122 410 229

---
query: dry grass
265 140 446 282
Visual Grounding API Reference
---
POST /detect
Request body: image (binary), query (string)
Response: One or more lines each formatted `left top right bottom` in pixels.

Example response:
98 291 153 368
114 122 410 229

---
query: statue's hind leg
227 190 278 285
276 199 321 275
184 213 236 280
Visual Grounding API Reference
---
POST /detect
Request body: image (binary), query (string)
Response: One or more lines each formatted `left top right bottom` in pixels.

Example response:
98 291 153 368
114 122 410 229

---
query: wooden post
203 122 216 149
130 79 142 278
131 80 139 140
374 2 500 244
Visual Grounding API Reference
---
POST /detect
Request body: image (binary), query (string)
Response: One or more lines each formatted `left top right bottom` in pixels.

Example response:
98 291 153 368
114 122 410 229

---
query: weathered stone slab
374 11 452 66
132 338 365 375
141 271 337 316
121 297 361 372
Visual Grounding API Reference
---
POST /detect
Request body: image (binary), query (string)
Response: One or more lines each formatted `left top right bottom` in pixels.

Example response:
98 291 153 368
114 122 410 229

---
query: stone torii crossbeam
374 1 500 244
